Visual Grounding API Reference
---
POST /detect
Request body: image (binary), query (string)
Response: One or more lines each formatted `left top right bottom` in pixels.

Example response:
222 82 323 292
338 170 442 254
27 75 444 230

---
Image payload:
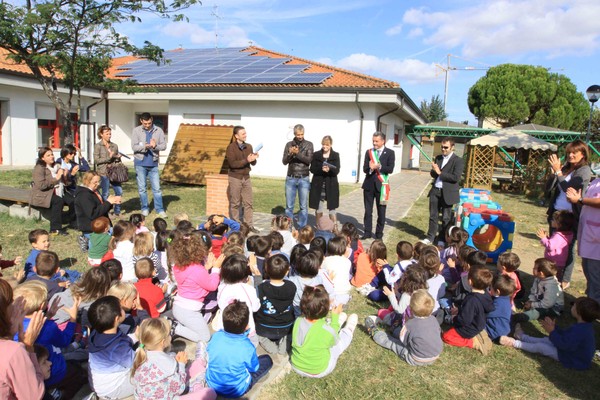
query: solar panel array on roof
115 47 332 84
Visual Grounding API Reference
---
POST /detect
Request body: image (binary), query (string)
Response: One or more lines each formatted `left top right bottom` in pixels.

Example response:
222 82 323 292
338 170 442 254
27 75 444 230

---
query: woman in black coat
74 171 120 237
309 135 340 223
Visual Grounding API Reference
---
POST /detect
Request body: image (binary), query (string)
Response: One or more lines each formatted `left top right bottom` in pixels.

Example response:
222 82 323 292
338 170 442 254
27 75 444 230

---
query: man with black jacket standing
226 126 259 232
282 124 313 228
425 137 464 245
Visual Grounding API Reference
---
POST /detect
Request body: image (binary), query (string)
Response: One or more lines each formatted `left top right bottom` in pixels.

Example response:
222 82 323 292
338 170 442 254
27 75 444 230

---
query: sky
119 0 600 126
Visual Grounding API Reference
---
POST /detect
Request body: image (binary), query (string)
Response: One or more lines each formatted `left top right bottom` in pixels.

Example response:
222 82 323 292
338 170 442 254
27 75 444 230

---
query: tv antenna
211 5 222 49
435 54 490 114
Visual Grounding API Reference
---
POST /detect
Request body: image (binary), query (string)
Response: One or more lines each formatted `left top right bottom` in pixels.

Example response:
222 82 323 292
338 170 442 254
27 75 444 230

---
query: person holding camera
282 124 313 228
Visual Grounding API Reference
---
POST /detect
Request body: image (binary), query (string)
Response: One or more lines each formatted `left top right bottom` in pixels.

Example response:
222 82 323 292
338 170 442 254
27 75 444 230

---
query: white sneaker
158 211 168 218
141 209 149 217
338 312 348 326
345 314 358 332
421 238 432 245
514 323 524 340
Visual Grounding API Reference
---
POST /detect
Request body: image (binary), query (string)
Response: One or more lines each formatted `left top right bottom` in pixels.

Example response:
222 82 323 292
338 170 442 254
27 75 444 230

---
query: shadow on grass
518 232 541 240
60 257 80 269
119 194 181 213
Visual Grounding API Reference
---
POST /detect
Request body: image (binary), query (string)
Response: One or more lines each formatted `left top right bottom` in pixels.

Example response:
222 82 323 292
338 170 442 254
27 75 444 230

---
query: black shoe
249 226 261 233
360 234 372 240
50 229 69 236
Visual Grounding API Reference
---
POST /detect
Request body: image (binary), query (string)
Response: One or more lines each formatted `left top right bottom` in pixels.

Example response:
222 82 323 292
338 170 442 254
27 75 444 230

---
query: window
36 109 79 149
394 125 403 145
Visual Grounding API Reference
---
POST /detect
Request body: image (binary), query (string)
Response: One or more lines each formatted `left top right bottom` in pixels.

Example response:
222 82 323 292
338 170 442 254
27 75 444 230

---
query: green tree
0 0 201 138
419 94 448 123
467 64 588 130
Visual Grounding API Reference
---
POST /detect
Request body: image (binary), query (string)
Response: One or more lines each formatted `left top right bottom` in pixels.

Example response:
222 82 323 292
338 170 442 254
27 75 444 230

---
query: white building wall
101 98 412 183
0 82 98 166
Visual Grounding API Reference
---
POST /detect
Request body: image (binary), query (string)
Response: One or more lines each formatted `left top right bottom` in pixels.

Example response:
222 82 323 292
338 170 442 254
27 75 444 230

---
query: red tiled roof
107 46 399 89
0 48 56 78
2 46 400 90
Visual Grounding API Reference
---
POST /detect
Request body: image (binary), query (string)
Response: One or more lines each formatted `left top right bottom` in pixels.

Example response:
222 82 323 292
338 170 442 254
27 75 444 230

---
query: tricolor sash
369 148 390 205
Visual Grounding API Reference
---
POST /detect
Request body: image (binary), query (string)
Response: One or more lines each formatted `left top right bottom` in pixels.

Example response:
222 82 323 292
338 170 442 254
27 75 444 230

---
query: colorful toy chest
457 189 515 263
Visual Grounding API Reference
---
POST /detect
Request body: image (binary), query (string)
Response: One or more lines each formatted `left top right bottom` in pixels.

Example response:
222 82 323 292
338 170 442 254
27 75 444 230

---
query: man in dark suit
362 132 395 239
426 137 464 244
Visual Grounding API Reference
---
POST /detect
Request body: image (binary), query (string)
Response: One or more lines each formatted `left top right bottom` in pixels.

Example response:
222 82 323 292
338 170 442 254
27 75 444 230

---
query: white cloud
408 27 423 38
402 0 600 58
385 24 402 36
336 53 439 84
162 22 252 48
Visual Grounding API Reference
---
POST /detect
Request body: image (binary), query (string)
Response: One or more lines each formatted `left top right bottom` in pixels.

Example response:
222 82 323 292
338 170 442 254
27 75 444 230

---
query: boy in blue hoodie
486 274 516 342
206 300 273 398
88 295 136 399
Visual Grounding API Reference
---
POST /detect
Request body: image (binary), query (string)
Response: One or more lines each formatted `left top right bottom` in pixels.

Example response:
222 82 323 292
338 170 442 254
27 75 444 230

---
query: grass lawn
261 191 600 400
0 170 598 399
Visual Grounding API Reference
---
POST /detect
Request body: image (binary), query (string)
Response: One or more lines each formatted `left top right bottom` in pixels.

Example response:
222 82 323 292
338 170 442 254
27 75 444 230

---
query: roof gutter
376 105 400 132
355 92 364 184
83 89 107 162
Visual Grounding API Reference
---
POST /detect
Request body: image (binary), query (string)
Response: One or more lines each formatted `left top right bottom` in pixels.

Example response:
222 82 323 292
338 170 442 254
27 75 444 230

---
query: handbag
106 161 129 183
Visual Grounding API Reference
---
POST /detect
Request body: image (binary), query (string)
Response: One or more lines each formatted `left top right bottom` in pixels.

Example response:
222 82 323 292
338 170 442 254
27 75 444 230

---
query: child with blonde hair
132 318 216 399
271 215 297 256
366 289 443 366
108 281 146 335
133 231 161 273
14 281 86 398
297 225 315 250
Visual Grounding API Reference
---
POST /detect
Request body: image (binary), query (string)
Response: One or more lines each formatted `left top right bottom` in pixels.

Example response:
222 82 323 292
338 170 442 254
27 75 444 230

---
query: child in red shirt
133 258 166 318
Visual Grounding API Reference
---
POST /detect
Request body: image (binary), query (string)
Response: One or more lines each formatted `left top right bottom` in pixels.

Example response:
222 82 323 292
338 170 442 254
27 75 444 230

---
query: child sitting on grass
255 254 296 355
291 285 358 378
134 258 167 318
501 297 600 370
206 301 273 398
514 258 563 323
322 236 352 306
24 229 80 284
485 274 516 343
88 295 136 399
14 281 86 399
442 266 495 355
132 318 216 400
496 251 522 309
26 251 66 301
88 217 111 266
288 250 334 316
297 225 316 250
365 289 443 366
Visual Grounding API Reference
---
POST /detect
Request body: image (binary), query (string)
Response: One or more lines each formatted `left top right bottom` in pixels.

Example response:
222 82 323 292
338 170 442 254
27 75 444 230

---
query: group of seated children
1 207 598 400
356 223 599 371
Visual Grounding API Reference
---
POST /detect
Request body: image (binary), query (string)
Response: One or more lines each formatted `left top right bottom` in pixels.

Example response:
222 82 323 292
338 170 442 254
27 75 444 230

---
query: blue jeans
135 165 164 213
247 355 273 392
100 175 123 214
285 176 310 228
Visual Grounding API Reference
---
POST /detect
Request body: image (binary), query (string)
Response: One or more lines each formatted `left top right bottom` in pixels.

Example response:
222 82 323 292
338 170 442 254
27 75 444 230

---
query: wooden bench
0 185 48 220
0 185 31 204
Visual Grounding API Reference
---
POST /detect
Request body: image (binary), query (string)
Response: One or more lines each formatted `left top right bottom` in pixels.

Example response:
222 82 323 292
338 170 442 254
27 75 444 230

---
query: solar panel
115 48 333 85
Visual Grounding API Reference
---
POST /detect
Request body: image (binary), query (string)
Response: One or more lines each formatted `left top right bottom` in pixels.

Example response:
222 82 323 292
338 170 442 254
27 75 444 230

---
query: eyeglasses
441 146 450 150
